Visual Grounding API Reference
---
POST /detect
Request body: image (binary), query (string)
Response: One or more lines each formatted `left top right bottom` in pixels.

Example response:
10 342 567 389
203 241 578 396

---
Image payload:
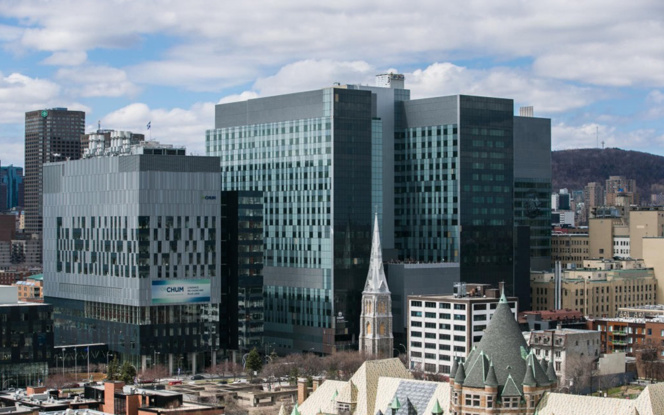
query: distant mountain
551 148 664 201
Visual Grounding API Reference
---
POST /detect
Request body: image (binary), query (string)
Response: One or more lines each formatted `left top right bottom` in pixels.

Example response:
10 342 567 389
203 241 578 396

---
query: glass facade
207 88 373 353
395 124 459 262
458 96 515 291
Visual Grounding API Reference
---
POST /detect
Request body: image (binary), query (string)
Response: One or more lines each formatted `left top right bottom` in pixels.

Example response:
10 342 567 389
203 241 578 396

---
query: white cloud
405 63 597 114
0 137 24 167
553 122 664 154
55 66 139 98
253 60 375 96
0 72 78 124
101 102 215 155
3 1 662 89
217 91 259 105
42 51 87 66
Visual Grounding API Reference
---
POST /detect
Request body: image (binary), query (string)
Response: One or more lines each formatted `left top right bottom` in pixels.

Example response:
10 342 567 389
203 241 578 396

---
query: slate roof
535 383 664 415
458 290 549 395
300 358 411 415
373 378 450 415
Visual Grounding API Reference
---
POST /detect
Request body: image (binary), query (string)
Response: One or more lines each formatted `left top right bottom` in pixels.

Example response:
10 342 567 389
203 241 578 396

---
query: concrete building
629 207 664 260
42 141 223 373
519 309 586 331
24 108 85 234
12 274 43 302
605 175 638 206
385 262 459 348
527 328 600 392
0 286 53 388
551 230 589 269
206 75 551 351
407 284 517 374
531 259 657 318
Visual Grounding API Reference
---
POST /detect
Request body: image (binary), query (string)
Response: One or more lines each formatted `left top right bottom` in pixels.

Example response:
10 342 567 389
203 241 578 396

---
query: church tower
359 214 393 358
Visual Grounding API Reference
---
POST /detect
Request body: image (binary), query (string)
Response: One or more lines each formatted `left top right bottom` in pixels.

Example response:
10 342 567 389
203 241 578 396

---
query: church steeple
359 214 393 357
364 213 390 294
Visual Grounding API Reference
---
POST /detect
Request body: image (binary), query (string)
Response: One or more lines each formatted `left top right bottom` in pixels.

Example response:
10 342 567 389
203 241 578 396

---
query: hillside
551 148 664 200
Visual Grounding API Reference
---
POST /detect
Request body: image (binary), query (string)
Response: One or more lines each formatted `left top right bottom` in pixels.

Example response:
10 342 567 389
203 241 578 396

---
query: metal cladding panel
215 89 325 128
43 155 222 307
402 95 459 127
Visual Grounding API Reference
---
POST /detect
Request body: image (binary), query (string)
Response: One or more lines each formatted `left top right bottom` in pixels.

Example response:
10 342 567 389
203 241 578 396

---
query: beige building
605 175 638 206
551 231 589 269
642 237 664 306
588 215 628 260
629 208 664 260
531 259 657 318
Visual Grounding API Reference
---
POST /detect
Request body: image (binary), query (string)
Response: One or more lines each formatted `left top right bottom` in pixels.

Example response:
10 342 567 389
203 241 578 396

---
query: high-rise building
43 141 223 373
0 164 24 212
206 75 551 352
220 190 264 353
605 175 638 206
24 108 85 234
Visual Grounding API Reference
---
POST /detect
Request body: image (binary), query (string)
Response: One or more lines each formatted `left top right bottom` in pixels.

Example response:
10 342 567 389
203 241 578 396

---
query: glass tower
207 88 373 353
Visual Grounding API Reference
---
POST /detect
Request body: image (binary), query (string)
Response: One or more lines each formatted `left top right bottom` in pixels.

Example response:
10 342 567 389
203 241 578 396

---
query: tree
141 364 169 384
120 362 137 384
45 373 69 389
635 339 664 382
245 348 263 378
107 356 120 381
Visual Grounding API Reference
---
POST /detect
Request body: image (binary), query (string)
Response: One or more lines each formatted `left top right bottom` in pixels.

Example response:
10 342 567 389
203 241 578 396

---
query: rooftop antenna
602 141 605 150
596 126 599 148
97 120 101 132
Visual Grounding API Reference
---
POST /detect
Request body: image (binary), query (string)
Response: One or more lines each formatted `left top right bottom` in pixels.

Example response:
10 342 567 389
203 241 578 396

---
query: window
412 301 422 307
473 314 487 321
425 302 436 308
454 325 465 331
454 314 465 321
454 304 466 310
440 303 451 309
440 313 451 319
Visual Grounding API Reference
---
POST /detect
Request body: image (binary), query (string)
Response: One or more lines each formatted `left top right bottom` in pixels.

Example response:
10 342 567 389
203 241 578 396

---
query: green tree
120 361 137 384
245 348 263 377
107 356 120 381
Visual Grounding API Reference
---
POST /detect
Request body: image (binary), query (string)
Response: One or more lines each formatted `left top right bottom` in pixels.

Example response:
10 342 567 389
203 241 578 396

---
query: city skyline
1 1 664 167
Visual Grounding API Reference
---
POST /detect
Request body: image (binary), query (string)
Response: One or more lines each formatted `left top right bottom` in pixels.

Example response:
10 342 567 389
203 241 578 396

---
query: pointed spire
450 357 459 379
499 283 508 304
331 389 338 402
431 399 443 415
546 359 557 383
364 213 390 294
485 362 499 387
390 396 402 410
278 405 287 415
522 363 537 387
291 403 301 415
455 362 466 385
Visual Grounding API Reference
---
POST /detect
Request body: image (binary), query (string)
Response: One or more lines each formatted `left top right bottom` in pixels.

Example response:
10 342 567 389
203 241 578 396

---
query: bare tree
45 373 70 389
562 353 598 394
635 339 664 382
141 364 169 384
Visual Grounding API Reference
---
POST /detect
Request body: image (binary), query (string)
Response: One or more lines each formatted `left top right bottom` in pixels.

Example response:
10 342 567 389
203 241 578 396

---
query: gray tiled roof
388 381 438 415
461 294 531 393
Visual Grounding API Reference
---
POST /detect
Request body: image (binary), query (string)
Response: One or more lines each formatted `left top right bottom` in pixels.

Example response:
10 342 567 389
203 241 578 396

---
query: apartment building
531 259 657 318
551 230 589 269
407 283 517 374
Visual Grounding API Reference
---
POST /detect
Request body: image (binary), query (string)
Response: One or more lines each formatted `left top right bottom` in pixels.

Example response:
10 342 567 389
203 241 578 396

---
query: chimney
312 376 324 392
297 378 309 404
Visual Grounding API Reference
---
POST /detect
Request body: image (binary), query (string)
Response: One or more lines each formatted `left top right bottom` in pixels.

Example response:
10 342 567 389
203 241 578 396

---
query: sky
1 0 663 167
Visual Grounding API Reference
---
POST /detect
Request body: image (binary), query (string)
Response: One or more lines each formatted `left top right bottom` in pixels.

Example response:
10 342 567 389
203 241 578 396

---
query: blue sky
1 0 663 167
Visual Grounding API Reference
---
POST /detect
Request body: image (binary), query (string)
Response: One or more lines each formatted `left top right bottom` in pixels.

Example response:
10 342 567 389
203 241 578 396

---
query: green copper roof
431 399 443 415
390 396 401 410
291 403 301 415
454 362 466 385
485 362 499 387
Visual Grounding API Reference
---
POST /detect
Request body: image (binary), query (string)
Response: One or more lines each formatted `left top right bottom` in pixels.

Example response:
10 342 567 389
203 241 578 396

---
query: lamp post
398 343 407 354
61 348 66 377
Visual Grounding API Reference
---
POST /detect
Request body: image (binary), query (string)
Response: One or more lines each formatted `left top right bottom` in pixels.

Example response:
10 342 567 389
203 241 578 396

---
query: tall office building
0 164 24 212
24 108 85 234
220 190 264 353
43 141 223 373
206 75 551 352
